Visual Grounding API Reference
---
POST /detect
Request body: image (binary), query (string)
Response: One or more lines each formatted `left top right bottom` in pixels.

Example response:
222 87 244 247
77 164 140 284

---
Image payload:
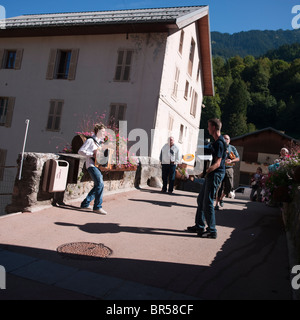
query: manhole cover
57 242 113 260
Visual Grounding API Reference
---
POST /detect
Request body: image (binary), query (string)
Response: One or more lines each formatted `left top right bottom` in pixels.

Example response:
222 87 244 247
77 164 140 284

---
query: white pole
18 119 30 180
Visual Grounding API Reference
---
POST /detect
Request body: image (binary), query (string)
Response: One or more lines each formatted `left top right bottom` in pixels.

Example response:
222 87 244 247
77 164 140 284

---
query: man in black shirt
187 118 227 239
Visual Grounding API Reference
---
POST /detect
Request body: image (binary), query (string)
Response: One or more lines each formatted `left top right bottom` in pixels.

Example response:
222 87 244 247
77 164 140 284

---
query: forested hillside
211 29 300 58
201 45 300 139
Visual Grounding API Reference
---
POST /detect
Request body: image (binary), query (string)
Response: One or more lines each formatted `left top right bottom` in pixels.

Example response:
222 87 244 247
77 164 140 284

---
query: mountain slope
211 29 300 58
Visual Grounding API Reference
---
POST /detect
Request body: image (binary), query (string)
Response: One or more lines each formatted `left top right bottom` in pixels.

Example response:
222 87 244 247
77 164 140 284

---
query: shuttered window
46 100 64 131
172 67 180 98
188 38 195 76
109 103 126 127
0 49 23 70
114 50 133 82
190 90 198 117
179 30 184 55
46 49 79 80
0 97 15 127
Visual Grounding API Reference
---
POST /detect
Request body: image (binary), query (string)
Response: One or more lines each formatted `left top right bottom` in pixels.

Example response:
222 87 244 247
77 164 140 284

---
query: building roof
3 6 207 29
0 6 214 96
231 127 300 143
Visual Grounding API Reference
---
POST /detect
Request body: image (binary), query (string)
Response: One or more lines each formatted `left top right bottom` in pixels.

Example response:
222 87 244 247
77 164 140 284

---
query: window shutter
118 105 126 120
0 49 4 69
14 49 24 70
68 49 79 80
0 149 7 181
46 49 57 80
5 97 15 127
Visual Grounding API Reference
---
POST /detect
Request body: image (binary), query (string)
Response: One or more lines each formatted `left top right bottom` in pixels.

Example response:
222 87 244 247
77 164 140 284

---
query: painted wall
151 22 204 160
0 33 167 166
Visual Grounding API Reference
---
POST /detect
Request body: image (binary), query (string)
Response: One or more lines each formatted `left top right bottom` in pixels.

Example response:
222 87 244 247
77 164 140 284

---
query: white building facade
0 6 214 187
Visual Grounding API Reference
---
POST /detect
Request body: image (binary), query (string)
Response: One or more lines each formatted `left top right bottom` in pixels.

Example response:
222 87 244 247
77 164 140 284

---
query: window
46 100 64 131
109 103 126 127
168 115 174 133
179 124 184 143
188 38 195 76
114 50 133 81
172 67 180 98
184 81 189 100
56 50 72 79
190 90 198 117
0 49 23 70
196 61 201 82
0 97 15 127
46 49 79 80
179 30 184 55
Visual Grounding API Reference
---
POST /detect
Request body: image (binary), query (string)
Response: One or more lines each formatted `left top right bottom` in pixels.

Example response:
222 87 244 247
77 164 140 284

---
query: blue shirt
211 135 227 175
225 144 240 169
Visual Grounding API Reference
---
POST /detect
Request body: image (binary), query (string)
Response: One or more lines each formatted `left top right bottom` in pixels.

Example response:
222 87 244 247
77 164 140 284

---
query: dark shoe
161 189 167 193
187 225 202 233
196 229 205 237
199 231 217 239
220 200 224 207
168 191 174 195
214 205 220 210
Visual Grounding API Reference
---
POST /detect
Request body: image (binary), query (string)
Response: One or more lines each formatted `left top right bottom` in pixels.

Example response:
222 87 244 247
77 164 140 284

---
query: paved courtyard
0 187 294 300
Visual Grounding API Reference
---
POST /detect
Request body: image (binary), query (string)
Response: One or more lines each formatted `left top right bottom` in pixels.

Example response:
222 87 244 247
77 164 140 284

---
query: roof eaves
231 127 300 143
176 5 208 29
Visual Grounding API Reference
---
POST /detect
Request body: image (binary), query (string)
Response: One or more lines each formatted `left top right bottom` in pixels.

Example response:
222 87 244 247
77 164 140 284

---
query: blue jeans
162 164 176 192
81 167 104 210
195 171 224 233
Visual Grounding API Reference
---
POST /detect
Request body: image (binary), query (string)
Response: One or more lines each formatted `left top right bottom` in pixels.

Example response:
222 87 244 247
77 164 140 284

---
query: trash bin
42 159 69 193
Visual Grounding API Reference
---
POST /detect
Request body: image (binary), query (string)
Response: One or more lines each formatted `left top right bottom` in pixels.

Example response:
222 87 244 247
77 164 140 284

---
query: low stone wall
282 187 300 264
6 153 162 214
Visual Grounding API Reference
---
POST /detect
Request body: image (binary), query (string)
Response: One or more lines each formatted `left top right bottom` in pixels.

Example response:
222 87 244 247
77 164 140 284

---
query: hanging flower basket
272 186 291 203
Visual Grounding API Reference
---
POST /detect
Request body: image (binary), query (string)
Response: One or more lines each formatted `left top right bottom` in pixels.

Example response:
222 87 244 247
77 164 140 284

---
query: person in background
78 123 108 214
215 135 240 210
160 136 181 194
250 167 263 201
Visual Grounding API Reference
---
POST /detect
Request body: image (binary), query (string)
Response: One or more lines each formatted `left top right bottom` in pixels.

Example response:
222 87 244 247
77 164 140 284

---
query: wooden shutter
118 104 126 121
0 49 4 69
5 97 15 127
14 49 24 70
68 49 79 80
0 149 7 181
46 49 57 80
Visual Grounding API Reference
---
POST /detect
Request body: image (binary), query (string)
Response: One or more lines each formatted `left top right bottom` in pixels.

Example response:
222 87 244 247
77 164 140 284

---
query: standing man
215 135 240 210
160 136 181 194
187 118 227 239
78 123 108 215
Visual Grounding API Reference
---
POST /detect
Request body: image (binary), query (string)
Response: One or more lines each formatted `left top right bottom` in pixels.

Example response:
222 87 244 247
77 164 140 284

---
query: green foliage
211 29 300 59
202 43 300 140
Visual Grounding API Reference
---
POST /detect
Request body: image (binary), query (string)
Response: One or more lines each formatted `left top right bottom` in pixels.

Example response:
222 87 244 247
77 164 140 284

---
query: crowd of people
78 119 289 240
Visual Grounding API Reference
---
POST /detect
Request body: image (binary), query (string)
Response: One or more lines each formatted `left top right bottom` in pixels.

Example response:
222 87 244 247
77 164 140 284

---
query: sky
0 0 299 34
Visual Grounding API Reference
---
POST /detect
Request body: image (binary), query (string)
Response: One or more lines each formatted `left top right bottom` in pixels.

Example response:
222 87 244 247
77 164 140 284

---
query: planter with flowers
264 147 300 204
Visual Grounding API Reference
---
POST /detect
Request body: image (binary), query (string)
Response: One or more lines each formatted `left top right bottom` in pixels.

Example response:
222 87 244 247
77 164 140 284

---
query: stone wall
282 187 300 264
6 153 162 214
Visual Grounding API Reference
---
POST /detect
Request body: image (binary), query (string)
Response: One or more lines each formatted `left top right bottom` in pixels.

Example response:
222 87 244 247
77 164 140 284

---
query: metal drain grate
57 242 113 260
